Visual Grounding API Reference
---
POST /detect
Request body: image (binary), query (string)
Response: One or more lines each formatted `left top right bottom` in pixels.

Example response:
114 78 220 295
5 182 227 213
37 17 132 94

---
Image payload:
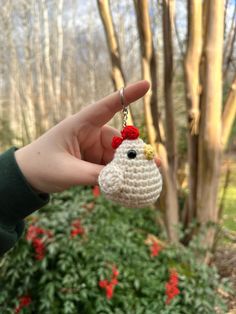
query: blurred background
0 0 236 313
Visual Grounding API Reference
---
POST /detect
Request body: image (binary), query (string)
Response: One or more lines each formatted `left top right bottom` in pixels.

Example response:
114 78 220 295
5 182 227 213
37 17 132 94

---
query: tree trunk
184 0 202 224
196 0 224 247
70 2 78 114
40 0 55 126
19 0 35 142
133 0 177 241
88 1 97 102
0 1 14 150
162 0 179 241
162 0 177 176
222 74 236 148
223 3 236 79
4 0 28 146
54 0 64 122
33 0 48 136
97 0 133 125
133 0 158 148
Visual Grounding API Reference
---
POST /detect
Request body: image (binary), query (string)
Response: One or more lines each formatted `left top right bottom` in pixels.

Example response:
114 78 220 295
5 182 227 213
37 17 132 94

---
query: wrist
14 147 47 195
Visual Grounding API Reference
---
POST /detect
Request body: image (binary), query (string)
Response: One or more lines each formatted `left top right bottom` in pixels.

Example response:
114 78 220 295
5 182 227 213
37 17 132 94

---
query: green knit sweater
0 148 49 255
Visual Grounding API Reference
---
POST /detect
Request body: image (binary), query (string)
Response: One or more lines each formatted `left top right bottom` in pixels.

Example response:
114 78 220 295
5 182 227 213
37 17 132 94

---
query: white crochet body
98 138 162 208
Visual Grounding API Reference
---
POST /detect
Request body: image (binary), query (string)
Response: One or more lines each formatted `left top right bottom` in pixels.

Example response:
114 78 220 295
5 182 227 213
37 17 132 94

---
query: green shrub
0 187 229 314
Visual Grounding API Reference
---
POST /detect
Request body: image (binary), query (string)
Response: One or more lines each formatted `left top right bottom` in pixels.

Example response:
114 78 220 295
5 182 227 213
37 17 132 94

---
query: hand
15 80 161 194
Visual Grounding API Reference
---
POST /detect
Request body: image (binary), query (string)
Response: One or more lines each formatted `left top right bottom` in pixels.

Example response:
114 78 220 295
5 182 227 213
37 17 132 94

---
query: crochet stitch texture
98 138 162 208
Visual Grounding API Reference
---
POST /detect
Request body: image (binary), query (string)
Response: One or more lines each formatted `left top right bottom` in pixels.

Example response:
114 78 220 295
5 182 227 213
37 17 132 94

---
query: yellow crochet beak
144 144 155 160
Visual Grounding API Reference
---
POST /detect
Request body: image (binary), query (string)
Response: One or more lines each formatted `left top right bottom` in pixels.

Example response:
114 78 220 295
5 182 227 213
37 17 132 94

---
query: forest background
0 0 236 312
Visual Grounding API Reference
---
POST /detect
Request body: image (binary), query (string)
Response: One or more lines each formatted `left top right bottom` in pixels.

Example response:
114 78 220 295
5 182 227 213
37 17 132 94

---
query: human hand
15 80 161 194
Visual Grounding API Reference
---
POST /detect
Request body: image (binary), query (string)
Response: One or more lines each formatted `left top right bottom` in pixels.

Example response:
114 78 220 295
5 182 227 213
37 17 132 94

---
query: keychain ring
119 87 128 128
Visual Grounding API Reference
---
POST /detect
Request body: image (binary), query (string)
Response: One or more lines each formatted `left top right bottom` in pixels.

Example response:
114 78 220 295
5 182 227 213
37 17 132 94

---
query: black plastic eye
127 149 137 159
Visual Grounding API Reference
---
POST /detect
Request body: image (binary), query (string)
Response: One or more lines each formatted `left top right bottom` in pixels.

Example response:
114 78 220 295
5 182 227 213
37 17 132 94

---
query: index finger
77 80 150 127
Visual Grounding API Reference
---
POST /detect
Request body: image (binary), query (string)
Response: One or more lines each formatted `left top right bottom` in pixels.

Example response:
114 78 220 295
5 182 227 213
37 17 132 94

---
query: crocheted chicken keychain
98 88 162 208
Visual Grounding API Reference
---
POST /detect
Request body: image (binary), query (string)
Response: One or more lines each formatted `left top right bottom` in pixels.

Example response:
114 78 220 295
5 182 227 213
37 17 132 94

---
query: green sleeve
0 147 50 255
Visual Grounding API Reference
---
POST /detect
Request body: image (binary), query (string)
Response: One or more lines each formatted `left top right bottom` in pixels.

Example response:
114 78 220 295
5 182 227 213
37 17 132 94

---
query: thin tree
133 0 159 148
40 0 55 126
162 0 179 241
54 0 64 122
33 0 48 136
97 0 133 125
134 0 178 241
0 0 14 149
196 0 224 247
18 0 35 142
184 0 202 224
223 1 236 79
222 74 236 149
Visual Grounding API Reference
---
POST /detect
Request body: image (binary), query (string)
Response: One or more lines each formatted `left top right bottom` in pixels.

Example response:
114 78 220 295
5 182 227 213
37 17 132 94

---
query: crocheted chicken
98 126 162 208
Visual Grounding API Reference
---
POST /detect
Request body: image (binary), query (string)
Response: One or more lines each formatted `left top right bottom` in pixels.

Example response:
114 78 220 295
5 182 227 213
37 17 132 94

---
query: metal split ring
119 87 128 128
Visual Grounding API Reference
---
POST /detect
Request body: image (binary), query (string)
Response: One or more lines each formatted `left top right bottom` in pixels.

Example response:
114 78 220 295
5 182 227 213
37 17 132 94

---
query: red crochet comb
112 125 139 149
